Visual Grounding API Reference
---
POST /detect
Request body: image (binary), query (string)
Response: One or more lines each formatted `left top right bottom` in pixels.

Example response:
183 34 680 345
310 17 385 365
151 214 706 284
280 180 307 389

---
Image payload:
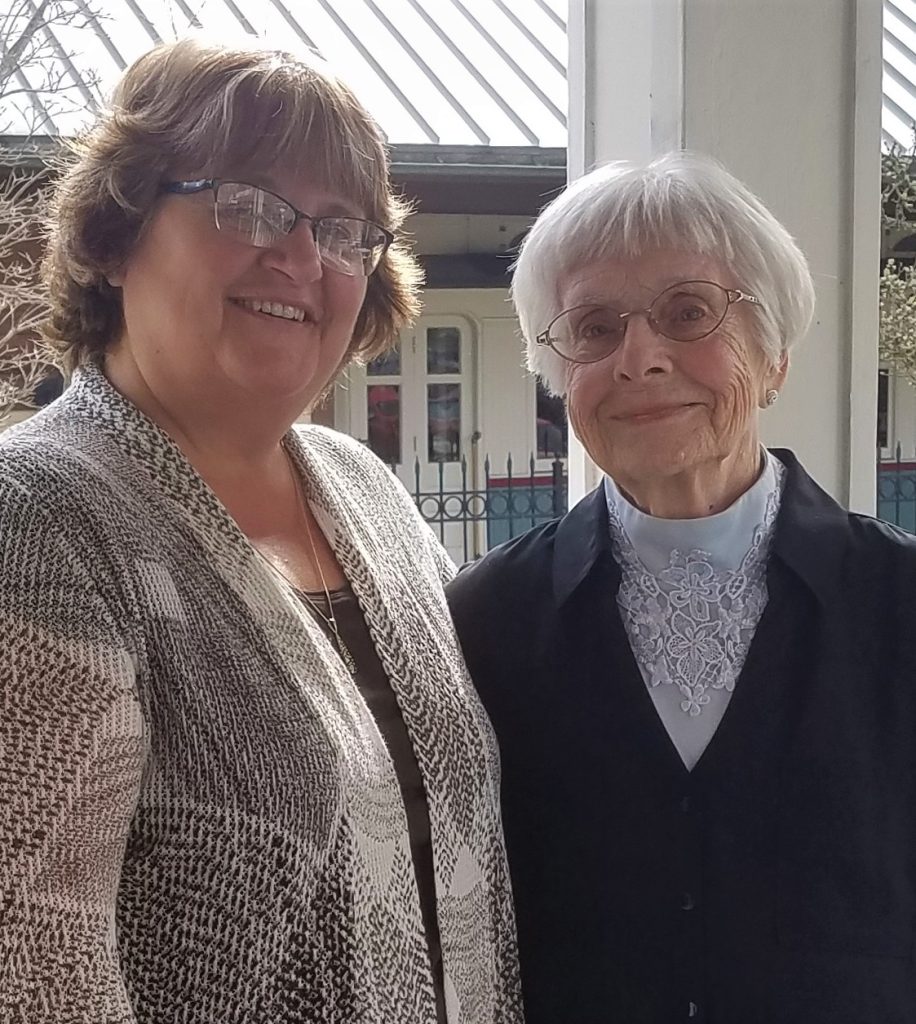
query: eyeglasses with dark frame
161 178 394 278
536 280 763 365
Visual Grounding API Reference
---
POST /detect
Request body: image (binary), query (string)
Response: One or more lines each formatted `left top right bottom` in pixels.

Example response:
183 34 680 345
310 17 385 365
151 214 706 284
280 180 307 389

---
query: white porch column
566 0 882 513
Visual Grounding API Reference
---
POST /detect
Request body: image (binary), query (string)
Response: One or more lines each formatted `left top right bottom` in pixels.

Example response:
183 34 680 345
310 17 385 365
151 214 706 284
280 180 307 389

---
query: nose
611 312 673 382
260 220 324 283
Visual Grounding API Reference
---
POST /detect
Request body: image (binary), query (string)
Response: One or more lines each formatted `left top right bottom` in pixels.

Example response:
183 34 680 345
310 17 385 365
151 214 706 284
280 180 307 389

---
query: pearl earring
765 389 779 407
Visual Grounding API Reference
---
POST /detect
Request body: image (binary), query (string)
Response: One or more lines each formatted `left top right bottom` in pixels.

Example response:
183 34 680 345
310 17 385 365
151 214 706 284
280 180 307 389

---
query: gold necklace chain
255 454 357 676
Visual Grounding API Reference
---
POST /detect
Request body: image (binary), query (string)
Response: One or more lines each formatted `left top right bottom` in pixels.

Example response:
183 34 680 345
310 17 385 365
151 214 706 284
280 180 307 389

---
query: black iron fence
878 444 916 533
402 453 568 563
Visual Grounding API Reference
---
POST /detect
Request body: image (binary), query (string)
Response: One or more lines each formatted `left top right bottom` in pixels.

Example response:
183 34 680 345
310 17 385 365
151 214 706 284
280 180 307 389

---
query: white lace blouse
604 452 786 770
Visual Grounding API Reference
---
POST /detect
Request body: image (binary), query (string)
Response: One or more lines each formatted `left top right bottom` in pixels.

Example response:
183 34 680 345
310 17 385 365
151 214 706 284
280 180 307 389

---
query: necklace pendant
336 636 358 677
325 611 357 675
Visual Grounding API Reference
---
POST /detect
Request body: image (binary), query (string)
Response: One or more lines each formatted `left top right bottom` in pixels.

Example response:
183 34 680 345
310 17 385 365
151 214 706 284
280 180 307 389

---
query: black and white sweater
0 364 522 1024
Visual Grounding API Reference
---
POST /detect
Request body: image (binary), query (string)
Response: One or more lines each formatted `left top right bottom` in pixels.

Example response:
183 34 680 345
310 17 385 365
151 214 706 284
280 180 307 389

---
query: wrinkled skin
561 250 787 518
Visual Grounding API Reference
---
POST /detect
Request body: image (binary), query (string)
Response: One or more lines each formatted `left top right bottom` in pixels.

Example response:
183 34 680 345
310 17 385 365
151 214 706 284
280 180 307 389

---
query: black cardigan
448 450 916 1024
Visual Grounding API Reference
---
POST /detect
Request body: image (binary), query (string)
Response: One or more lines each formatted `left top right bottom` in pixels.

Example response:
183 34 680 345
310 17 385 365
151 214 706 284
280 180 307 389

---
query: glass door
348 316 478 562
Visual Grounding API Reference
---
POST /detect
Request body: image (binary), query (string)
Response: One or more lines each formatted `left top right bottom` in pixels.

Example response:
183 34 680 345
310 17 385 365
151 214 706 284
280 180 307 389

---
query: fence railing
403 453 568 563
878 443 916 532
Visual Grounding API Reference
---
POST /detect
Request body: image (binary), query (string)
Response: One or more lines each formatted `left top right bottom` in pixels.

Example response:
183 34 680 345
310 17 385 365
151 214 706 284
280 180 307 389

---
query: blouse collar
603 450 784 575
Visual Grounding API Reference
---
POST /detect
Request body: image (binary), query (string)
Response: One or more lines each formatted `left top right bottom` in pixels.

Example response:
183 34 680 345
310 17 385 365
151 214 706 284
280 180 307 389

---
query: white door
347 316 480 563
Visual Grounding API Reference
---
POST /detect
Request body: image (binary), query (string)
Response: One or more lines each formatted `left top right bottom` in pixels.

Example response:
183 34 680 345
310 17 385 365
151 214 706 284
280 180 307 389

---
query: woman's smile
228 297 319 333
612 402 701 424
230 297 313 324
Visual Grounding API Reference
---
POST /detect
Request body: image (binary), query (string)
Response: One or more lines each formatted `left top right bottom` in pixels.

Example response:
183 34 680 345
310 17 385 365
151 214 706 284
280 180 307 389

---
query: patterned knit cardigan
0 365 522 1024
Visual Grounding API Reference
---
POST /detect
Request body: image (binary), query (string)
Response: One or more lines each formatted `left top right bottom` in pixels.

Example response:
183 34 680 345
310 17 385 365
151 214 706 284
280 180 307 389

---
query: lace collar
604 452 785 720
604 451 783 574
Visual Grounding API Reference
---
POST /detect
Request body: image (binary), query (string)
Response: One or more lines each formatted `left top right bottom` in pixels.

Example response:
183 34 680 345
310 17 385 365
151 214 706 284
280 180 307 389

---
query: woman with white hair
447 152 916 1023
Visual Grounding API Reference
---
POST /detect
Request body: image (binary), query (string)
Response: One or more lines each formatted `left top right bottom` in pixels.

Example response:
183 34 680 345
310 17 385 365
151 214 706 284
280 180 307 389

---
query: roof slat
362 0 490 145
122 0 163 45
493 0 564 77
445 0 566 127
402 0 542 145
312 0 439 143
266 0 319 51
533 0 566 32
74 0 127 71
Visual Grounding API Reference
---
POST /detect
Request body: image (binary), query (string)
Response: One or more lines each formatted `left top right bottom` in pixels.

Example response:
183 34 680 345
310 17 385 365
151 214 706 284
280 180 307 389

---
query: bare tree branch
0 0 54 96
0 1 104 425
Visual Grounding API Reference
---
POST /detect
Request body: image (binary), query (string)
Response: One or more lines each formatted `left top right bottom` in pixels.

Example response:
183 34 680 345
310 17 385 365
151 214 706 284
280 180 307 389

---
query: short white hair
511 151 816 395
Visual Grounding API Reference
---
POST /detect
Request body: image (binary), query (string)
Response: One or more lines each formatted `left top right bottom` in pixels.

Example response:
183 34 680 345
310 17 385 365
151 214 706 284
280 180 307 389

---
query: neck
616 440 764 519
103 349 300 485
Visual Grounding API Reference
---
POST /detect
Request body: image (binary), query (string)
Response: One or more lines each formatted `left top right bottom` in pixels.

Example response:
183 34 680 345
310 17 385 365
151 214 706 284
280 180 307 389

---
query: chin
222 345 329 403
609 443 707 481
242 370 323 406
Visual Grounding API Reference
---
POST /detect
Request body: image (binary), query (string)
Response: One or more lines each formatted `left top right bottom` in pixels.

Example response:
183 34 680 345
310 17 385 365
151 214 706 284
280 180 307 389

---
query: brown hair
43 38 422 369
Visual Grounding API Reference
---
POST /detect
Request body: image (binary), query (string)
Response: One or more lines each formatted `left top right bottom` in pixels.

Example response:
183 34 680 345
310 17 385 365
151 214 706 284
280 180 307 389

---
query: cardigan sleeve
0 477 146 1023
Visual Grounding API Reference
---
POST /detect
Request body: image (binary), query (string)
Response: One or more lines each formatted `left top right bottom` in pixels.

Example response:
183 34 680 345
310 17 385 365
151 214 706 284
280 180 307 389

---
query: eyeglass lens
547 281 732 363
213 182 386 276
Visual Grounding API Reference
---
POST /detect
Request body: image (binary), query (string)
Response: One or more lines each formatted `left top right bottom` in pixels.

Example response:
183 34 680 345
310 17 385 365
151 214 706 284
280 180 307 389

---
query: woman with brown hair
0 39 521 1024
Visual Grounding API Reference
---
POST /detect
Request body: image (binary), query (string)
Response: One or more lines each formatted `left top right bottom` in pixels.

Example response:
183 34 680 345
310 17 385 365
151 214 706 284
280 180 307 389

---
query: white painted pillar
567 0 882 513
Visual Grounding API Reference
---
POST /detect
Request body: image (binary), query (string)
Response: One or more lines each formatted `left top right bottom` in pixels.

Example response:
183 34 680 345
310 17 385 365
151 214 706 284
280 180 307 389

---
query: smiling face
107 164 369 424
561 249 785 496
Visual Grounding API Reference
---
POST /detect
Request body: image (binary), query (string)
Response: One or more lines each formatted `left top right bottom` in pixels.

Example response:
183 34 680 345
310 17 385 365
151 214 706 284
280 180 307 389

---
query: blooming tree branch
879 138 916 387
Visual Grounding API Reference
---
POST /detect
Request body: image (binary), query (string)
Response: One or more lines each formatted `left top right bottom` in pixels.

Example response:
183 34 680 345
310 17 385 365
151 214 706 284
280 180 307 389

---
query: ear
768 350 789 392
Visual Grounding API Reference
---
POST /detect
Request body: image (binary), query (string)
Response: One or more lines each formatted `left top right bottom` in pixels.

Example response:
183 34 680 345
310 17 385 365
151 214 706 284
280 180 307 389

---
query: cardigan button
681 892 696 911
688 1002 699 1017
680 794 691 813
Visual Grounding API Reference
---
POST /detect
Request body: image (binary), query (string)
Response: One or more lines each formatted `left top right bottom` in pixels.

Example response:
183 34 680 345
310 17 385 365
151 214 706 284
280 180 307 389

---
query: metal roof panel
7 1 915 156
0 0 568 146
885 0 916 148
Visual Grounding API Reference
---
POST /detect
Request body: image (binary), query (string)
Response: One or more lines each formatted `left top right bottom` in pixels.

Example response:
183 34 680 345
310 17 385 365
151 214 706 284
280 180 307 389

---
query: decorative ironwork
878 442 916 533
402 452 568 563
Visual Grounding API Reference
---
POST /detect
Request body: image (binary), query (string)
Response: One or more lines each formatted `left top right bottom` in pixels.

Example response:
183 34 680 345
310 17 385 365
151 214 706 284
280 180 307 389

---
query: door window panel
428 383 461 462
536 382 568 458
368 344 401 376
367 383 401 465
427 327 461 374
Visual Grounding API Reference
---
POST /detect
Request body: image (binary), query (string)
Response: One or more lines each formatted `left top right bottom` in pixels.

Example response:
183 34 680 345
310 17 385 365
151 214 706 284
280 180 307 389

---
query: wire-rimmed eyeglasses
535 280 763 364
161 178 393 278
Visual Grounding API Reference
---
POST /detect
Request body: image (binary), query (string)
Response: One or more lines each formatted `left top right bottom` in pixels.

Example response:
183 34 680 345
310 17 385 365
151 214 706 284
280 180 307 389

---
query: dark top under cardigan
447 449 916 1024
301 587 447 1024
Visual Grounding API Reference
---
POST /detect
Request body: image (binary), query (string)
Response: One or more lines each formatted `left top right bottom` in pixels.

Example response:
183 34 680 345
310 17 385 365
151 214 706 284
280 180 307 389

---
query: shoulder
845 511 916 575
294 423 420 519
773 451 916 622
0 411 83 504
775 448 916 571
447 516 561 615
0 403 125 520
294 422 370 457
293 423 401 492
448 484 610 608
293 423 455 580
